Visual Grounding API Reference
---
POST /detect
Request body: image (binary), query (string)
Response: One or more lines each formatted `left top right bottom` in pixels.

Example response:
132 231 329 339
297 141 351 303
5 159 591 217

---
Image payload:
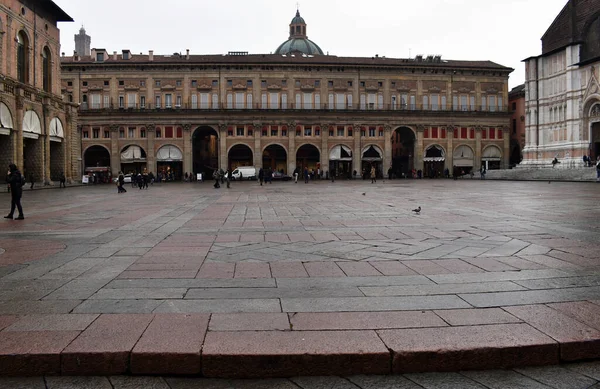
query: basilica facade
0 0 78 184
62 11 512 180
522 0 600 167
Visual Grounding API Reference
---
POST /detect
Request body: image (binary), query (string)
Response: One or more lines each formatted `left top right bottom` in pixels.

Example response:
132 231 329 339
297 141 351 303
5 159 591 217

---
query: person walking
258 168 264 186
304 167 309 183
213 169 221 188
370 166 376 184
29 172 34 190
293 167 299 183
142 170 149 189
596 159 600 182
117 171 127 193
59 172 66 188
4 164 25 220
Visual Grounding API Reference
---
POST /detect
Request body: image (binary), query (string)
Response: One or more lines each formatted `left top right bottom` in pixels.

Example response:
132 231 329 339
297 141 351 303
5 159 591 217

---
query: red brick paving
234 262 271 278
196 263 235 278
303 262 345 277
269 262 309 278
209 313 290 331
290 311 447 330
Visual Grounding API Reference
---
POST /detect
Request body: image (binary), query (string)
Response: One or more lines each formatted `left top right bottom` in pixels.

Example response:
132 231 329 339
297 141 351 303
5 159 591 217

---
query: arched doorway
262 144 287 173
157 145 183 181
22 110 43 182
193 126 219 178
392 126 415 177
329 144 352 179
228 144 253 170
482 145 502 170
296 144 320 174
424 145 445 178
84 145 111 183
49 118 64 181
510 140 522 167
0 103 15 184
453 145 474 176
361 145 383 179
590 104 600 162
120 145 147 174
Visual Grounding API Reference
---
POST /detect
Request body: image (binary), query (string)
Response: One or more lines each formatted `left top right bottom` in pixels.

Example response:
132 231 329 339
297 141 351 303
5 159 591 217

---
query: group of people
213 168 231 189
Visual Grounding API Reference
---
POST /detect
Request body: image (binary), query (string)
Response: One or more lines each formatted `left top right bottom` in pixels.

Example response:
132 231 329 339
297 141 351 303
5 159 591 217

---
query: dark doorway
228 144 253 170
262 144 287 173
49 141 64 181
23 137 43 183
424 145 445 178
84 145 111 168
592 122 600 162
193 126 219 178
392 127 415 177
296 144 320 173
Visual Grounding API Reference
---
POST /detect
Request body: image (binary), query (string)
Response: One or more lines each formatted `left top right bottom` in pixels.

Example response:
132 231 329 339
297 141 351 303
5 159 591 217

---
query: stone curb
0 313 599 377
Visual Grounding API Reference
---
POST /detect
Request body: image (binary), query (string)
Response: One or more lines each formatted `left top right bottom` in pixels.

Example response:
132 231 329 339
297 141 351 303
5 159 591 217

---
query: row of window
421 127 504 140
82 126 184 139
79 92 504 111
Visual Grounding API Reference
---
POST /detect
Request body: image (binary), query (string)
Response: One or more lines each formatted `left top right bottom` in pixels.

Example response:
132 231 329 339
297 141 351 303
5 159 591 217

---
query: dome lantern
275 10 324 56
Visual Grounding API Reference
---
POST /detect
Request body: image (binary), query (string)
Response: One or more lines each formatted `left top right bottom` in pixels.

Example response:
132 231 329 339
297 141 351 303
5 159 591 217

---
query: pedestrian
4 164 25 220
226 169 231 188
331 169 336 182
117 171 127 193
480 166 486 180
388 167 393 181
266 168 272 184
59 172 66 188
304 167 309 183
596 159 600 182
29 172 34 190
149 171 154 185
258 168 264 186
370 166 376 184
220 168 225 184
137 173 143 189
213 169 221 188
293 167 299 183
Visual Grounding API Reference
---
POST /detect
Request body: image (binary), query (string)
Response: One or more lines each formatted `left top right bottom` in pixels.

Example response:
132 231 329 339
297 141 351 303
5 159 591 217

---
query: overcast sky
53 0 567 89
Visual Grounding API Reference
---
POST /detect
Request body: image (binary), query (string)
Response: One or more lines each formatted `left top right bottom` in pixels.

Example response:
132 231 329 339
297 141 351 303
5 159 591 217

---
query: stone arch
585 97 600 161
23 109 42 134
49 117 64 138
83 143 110 156
228 143 254 170
193 125 219 176
262 143 288 173
0 102 14 130
392 126 416 176
296 143 321 172
453 144 474 166
261 142 289 154
392 125 417 138
295 142 321 156
156 144 183 161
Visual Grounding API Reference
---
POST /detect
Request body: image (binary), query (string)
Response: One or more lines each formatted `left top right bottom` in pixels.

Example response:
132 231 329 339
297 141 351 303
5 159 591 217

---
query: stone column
218 124 228 171
110 124 120 176
475 126 482 170
502 126 510 169
384 124 392 172
320 123 329 174
146 124 156 174
43 105 51 185
182 124 192 174
415 125 425 172
15 95 24 170
352 123 362 176
446 126 454 173
253 122 262 167
287 121 296 173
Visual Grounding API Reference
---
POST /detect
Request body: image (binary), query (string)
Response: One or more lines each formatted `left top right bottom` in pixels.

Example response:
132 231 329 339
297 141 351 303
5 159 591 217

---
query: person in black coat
5 164 24 220
258 168 264 186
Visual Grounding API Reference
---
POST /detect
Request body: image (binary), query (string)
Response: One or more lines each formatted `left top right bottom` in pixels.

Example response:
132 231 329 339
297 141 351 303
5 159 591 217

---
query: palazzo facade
63 11 512 180
522 0 600 166
0 0 78 184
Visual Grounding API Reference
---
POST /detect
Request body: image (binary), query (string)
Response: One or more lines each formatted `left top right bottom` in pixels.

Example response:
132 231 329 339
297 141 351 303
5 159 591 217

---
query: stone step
485 167 598 182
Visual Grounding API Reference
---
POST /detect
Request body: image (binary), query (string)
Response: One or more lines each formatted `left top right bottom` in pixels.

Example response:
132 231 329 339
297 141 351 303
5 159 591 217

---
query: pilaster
288 121 296 173
182 124 191 174
502 126 510 169
253 122 262 167
383 124 392 171
110 124 120 175
446 126 454 172
475 125 482 169
415 125 425 171
320 124 329 173
43 105 51 184
352 123 362 175
218 124 228 171
15 95 24 170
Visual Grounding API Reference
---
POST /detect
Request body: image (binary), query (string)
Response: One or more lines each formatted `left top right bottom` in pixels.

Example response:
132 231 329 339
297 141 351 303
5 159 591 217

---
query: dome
275 38 324 56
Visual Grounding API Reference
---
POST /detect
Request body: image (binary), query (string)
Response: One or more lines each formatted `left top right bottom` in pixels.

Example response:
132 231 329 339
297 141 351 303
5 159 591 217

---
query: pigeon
362 193 366 196
412 206 421 214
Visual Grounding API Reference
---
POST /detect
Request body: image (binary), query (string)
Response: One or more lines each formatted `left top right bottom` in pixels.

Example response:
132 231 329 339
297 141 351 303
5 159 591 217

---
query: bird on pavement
362 193 366 196
412 206 421 214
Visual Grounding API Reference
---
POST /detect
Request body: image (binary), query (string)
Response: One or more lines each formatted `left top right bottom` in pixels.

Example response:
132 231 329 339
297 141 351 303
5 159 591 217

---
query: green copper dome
275 39 324 56
275 10 324 56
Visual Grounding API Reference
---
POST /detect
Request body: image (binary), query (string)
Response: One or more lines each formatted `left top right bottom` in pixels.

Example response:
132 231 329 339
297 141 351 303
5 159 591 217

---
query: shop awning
361 145 382 161
482 146 502 161
156 145 183 161
23 110 41 134
121 145 145 161
424 145 445 162
329 145 353 161
0 103 14 134
453 145 474 167
50 118 64 142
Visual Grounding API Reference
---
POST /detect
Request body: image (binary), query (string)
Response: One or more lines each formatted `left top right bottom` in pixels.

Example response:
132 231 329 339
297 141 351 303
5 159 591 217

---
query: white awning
482 146 502 161
361 145 383 161
424 145 445 162
23 110 41 134
0 102 13 130
50 117 64 138
453 145 474 167
329 145 353 161
121 145 145 161
156 145 183 161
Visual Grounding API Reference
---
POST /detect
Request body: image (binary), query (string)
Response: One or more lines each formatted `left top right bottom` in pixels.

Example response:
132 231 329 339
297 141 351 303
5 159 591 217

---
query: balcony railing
79 102 510 114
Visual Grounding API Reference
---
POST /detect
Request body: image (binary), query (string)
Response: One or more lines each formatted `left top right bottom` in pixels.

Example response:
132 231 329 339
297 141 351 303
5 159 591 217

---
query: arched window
17 31 29 83
42 47 51 92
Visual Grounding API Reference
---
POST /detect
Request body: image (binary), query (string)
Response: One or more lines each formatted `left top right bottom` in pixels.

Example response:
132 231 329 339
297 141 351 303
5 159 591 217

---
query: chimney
113 51 117 61
149 50 154 61
73 50 79 61
91 48 96 60
186 49 190 60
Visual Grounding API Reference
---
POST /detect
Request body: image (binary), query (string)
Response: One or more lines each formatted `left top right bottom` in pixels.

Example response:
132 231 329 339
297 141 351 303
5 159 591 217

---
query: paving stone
514 365 597 389
45 376 113 389
378 324 558 373
504 305 600 361
461 370 554 389
0 315 20 330
428 269 571 284
346 375 425 389
109 376 170 389
0 300 82 314
73 299 164 314
166 377 299 388
106 278 276 289
547 301 600 331
131 314 209 375
0 330 80 375
154 299 282 313
434 308 521 326
565 361 600 380
290 311 447 330
361 281 525 297
276 275 433 289
402 260 454 275
459 286 600 308
5 314 99 331
185 287 363 299
61 314 154 375
304 262 346 277
43 279 111 300
90 288 187 300
369 261 418 276
269 262 309 278
202 330 390 378
291 376 360 388
515 276 600 290
282 295 470 312
405 372 487 389
0 377 46 389
210 313 290 331
337 262 382 277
